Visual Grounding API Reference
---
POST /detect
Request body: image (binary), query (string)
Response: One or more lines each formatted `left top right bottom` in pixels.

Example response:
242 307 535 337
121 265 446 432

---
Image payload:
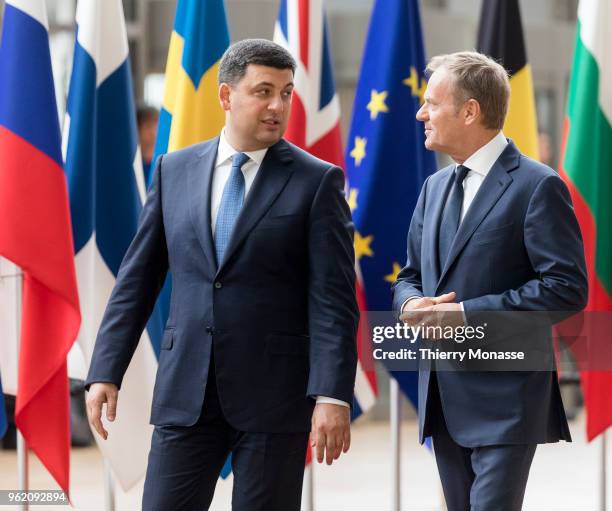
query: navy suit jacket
392 141 587 447
86 137 359 433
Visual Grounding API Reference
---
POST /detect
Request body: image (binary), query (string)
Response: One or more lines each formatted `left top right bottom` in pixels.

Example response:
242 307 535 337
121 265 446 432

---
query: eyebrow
253 81 294 88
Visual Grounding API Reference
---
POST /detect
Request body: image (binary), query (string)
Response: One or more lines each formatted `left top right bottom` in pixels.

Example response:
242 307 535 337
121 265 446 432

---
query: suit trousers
427 373 537 511
142 350 309 511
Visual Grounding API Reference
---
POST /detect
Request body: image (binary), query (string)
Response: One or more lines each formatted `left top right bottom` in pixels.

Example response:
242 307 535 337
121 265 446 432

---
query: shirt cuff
315 396 350 408
460 301 467 325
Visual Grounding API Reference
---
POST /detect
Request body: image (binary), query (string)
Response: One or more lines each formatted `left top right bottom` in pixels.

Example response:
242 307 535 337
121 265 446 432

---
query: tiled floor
0 412 606 510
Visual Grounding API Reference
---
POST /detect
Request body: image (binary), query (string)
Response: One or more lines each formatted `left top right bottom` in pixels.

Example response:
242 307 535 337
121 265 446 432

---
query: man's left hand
311 403 351 465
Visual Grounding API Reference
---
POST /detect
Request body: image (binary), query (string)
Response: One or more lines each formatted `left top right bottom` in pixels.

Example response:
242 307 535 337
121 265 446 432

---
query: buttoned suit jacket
86 137 359 433
392 141 587 447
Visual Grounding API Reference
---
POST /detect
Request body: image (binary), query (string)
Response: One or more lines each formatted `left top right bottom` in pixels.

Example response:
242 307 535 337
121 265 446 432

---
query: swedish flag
345 0 437 406
152 0 230 180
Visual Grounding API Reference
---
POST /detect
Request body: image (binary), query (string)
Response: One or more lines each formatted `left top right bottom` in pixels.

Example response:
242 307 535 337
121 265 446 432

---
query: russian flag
63 0 164 491
0 0 81 495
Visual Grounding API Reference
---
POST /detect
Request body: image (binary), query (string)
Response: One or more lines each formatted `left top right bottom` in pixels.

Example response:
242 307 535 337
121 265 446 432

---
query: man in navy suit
85 39 358 511
393 52 587 510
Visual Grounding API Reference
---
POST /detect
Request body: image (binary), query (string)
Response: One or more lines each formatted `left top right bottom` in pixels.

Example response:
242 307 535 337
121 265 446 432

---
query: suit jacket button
205 326 214 334
214 282 222 289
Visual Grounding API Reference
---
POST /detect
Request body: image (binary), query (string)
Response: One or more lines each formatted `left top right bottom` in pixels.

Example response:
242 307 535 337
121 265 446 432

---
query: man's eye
256 89 270 96
283 90 293 98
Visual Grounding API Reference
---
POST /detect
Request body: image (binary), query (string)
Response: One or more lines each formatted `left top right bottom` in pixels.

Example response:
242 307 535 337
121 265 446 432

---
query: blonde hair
426 51 510 130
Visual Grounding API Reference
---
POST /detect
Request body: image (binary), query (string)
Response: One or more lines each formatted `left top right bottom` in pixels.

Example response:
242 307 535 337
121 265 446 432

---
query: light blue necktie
215 152 250 264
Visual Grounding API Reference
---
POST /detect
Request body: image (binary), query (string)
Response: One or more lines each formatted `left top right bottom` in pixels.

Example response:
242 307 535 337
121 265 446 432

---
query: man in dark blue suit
85 39 358 511
393 52 587 511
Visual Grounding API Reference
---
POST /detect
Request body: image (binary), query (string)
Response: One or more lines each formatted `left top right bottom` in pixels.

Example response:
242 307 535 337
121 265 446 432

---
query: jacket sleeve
391 177 429 311
463 173 588 319
85 156 169 390
305 166 359 404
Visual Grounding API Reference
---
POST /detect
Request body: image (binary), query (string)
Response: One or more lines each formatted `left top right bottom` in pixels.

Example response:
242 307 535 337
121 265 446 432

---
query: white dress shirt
211 129 349 409
458 131 508 220
211 129 268 234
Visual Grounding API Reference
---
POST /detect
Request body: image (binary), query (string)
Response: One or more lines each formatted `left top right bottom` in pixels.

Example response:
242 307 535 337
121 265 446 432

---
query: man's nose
416 104 427 121
268 94 284 113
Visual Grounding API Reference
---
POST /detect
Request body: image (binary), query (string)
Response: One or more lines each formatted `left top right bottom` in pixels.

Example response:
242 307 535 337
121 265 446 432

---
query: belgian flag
477 0 540 160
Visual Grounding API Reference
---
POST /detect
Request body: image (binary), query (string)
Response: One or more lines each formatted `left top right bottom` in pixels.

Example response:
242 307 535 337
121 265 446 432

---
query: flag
0 372 7 439
152 0 230 175
151 0 231 478
151 0 229 334
274 0 378 421
0 0 81 495
0 257 19 397
558 0 612 441
344 0 437 408
477 0 540 160
62 0 164 490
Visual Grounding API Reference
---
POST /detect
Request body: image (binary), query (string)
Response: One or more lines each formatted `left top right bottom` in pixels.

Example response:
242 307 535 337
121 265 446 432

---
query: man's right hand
400 292 456 325
86 382 119 440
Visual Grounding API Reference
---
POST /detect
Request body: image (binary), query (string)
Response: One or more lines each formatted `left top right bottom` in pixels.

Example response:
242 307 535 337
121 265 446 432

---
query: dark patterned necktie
438 164 469 270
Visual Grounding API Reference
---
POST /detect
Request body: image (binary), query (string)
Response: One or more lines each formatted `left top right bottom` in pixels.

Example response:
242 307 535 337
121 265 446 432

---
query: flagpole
104 459 116 511
13 270 29 511
390 378 401 511
601 431 607 511
302 449 313 511
17 431 28 511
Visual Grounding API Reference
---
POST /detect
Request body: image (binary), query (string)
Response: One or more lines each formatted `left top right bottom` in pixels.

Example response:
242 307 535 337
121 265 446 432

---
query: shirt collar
216 128 269 167
460 131 508 177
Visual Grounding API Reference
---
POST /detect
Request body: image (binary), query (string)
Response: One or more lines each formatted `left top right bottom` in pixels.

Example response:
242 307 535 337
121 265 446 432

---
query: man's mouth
262 119 280 126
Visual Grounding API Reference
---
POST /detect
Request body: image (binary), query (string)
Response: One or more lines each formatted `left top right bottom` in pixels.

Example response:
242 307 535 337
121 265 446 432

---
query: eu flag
345 0 437 407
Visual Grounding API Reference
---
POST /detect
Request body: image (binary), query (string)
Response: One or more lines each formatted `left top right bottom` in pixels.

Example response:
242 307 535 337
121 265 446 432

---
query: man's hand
400 292 464 338
311 403 351 465
400 292 456 325
86 382 119 440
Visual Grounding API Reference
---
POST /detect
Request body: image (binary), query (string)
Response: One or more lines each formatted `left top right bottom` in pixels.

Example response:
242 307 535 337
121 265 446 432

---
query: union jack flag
274 0 378 424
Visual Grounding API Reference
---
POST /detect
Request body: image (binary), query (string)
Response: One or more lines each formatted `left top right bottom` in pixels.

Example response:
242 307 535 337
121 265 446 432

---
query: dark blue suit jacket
392 141 587 447
86 137 359 433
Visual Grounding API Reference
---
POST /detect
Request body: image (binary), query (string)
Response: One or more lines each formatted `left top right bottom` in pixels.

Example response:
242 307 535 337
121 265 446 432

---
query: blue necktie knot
455 164 469 185
232 152 250 170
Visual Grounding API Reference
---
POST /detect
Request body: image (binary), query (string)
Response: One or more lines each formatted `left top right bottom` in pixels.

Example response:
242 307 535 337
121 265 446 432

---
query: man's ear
463 98 481 126
219 83 231 111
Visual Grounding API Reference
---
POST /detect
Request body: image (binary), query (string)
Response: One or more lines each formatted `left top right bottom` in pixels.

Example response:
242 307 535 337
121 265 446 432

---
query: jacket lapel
436 141 520 289
188 138 219 271
216 139 294 276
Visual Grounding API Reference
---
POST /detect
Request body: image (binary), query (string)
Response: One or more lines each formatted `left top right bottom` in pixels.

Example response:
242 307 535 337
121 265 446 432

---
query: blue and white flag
63 0 164 490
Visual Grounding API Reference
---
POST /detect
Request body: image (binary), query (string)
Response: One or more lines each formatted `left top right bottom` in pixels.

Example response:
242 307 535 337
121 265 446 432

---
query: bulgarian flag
559 0 612 441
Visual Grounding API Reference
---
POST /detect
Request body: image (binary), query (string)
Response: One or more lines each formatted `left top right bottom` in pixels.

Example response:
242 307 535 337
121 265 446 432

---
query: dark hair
218 38 296 86
136 104 159 127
